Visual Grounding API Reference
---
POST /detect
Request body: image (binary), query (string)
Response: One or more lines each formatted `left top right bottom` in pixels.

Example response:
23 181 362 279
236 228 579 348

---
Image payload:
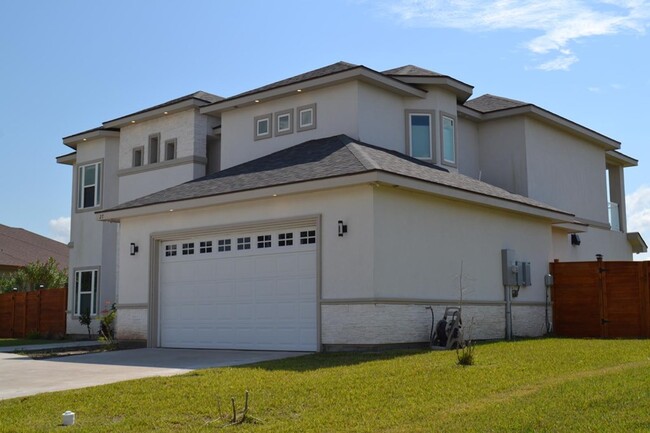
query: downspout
505 285 513 340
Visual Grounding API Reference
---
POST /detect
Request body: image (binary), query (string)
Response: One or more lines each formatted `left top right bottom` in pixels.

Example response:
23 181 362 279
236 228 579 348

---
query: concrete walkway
0 340 103 353
0 348 305 401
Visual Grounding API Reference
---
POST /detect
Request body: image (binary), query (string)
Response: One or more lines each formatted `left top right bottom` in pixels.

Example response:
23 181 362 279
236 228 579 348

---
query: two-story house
57 62 646 350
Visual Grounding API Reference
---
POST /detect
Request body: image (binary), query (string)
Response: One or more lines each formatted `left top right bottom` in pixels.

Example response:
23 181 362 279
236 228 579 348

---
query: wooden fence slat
0 288 67 338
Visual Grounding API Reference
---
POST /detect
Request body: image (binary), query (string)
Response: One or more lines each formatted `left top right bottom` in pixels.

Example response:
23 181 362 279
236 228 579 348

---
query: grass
0 338 55 348
1 339 649 432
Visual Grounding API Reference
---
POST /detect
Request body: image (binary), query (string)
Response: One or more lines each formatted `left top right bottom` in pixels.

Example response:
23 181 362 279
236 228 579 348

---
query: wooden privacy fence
0 288 67 338
551 260 650 338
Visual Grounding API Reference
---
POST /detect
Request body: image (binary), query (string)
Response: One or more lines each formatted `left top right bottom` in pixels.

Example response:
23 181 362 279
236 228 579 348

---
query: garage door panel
160 227 318 351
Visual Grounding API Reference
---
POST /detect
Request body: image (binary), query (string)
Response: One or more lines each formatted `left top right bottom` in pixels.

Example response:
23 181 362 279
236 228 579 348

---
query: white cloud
626 184 650 261
588 86 602 92
49 216 70 243
383 0 650 70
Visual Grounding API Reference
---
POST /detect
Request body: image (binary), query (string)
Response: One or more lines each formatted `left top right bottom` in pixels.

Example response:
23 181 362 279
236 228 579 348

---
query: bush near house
0 257 67 293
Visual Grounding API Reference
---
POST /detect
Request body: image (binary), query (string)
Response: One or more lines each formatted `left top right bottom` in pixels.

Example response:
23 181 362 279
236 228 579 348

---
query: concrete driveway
0 348 305 401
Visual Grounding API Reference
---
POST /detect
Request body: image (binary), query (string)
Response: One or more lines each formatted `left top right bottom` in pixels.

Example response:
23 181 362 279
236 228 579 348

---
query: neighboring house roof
0 225 68 270
103 135 570 218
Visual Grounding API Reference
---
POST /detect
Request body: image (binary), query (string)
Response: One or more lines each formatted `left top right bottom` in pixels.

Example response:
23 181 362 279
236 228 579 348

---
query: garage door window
278 232 293 246
257 235 272 248
200 241 212 254
218 239 231 252
165 245 177 257
182 243 195 255
237 237 251 250
300 230 316 244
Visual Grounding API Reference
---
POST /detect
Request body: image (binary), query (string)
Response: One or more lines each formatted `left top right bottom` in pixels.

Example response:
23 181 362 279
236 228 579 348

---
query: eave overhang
97 170 574 225
56 151 77 165
458 104 620 151
606 150 638 167
200 67 428 115
62 128 120 149
103 97 221 129
627 232 648 254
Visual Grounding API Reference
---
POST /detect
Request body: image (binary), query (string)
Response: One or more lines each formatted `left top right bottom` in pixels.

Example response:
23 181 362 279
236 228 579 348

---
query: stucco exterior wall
457 116 480 178
118 163 202 203
525 118 608 223
477 117 528 196
67 137 119 334
220 82 360 170
357 82 404 153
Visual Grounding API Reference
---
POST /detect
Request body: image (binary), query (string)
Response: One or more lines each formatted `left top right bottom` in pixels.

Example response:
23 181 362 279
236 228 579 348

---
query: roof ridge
345 140 382 170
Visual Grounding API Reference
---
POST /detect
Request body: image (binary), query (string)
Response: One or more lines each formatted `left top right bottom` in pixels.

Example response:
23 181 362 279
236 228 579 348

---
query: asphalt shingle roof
0 225 69 270
464 94 530 113
383 65 443 76
105 135 570 216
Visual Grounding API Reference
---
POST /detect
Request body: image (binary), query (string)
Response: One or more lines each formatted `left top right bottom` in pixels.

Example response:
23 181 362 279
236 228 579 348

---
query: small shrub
78 311 92 339
98 302 117 344
456 340 476 366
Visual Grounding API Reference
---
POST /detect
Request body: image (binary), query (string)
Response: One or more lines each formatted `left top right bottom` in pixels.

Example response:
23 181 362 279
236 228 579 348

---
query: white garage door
159 226 318 351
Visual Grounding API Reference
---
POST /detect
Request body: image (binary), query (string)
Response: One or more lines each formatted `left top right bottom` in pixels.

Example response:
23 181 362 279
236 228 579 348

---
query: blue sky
1 0 649 258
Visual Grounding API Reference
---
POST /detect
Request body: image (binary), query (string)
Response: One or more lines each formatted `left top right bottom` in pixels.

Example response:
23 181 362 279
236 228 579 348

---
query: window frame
274 109 294 136
297 103 317 132
254 114 272 140
149 133 160 164
76 160 102 211
164 138 177 161
405 110 435 162
74 268 99 317
440 113 457 167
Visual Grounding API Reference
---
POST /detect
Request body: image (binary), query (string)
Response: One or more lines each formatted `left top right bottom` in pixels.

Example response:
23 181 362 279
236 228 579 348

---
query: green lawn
0 338 55 348
1 339 649 432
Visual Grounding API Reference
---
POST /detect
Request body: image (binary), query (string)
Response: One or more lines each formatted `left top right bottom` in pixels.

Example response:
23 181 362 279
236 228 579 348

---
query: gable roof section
101 135 571 220
0 225 68 270
383 65 443 76
462 94 620 150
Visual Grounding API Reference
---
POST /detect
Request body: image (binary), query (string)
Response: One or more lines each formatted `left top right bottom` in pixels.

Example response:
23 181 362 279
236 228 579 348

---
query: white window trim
275 109 294 136
77 160 102 211
74 268 99 317
405 110 435 161
440 113 457 167
254 114 272 140
297 103 317 132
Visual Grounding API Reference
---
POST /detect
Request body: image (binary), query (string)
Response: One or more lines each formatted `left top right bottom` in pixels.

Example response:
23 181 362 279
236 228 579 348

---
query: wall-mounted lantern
130 243 139 256
338 220 348 237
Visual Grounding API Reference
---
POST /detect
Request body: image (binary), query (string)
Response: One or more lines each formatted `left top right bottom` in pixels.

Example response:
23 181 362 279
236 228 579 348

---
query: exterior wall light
338 220 348 237
130 243 139 256
570 234 581 245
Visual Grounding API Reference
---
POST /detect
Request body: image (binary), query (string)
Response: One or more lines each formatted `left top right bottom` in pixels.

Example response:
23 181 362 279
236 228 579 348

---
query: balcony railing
608 202 620 231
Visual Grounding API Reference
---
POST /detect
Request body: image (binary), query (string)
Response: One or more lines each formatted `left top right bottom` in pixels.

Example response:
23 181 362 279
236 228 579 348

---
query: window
300 230 316 245
254 114 272 140
218 239 231 252
257 235 272 249
133 147 144 167
406 111 433 160
165 139 177 161
182 242 195 255
77 162 101 209
74 269 98 316
149 134 160 164
278 232 293 246
275 109 293 136
441 115 456 166
297 104 317 132
165 245 177 257
237 237 251 250
199 241 212 254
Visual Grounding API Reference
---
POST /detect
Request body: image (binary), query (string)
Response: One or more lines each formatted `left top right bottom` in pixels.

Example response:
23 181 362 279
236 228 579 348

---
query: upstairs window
275 109 293 136
149 134 160 164
254 114 272 140
297 104 317 132
77 162 101 209
133 147 144 167
407 112 432 160
441 115 456 166
165 139 177 161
